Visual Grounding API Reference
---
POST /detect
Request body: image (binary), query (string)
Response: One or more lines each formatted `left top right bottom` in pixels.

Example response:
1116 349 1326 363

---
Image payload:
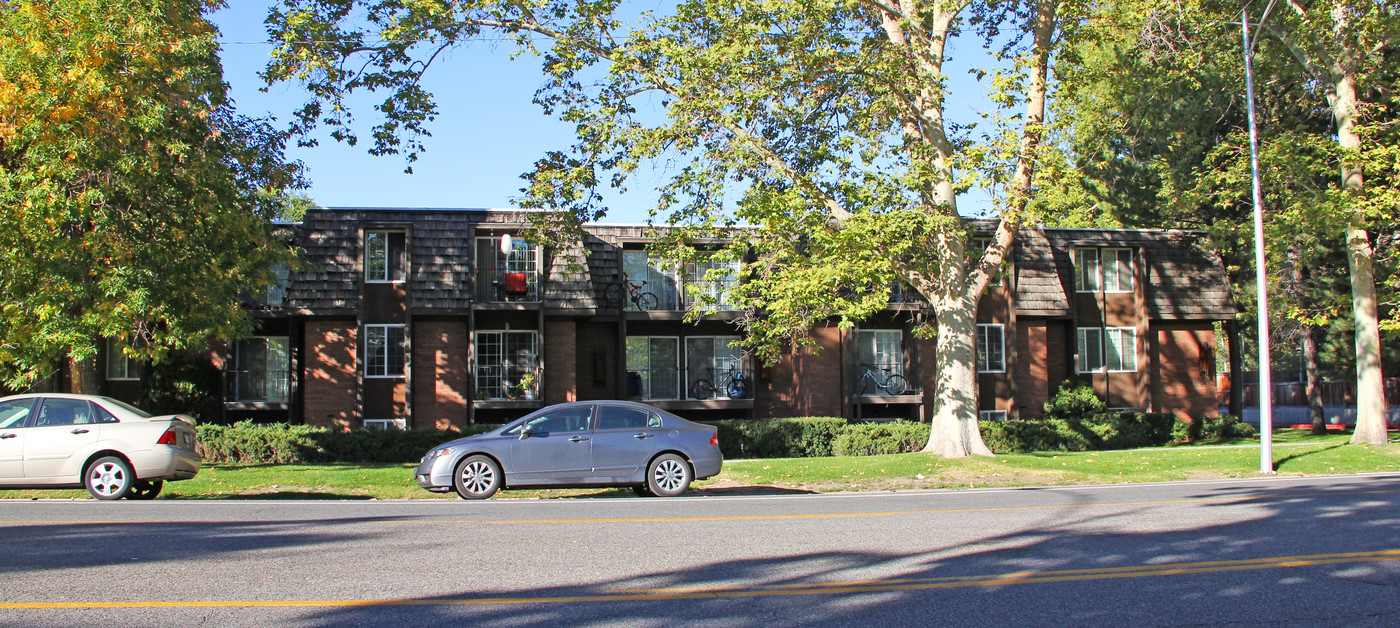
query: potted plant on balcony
519 371 538 400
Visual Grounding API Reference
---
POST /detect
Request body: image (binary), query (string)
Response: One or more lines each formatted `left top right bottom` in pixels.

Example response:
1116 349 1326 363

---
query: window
977 324 1005 373
365 325 407 378
1075 247 1132 293
36 398 93 426
979 410 1008 422
233 337 290 402
477 236 539 302
683 258 739 310
597 405 663 430
622 250 679 310
475 331 538 399
506 405 594 434
858 330 904 377
685 336 744 399
365 231 407 283
973 238 1003 286
0 399 33 429
106 338 141 381
1078 327 1137 372
626 337 679 400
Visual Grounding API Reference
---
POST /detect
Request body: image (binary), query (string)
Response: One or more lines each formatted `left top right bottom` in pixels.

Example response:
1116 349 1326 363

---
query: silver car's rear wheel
85 456 133 501
453 455 502 500
646 453 692 497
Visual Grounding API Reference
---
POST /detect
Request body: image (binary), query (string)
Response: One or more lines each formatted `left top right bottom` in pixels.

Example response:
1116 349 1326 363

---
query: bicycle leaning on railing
689 365 750 400
602 273 659 310
857 363 910 395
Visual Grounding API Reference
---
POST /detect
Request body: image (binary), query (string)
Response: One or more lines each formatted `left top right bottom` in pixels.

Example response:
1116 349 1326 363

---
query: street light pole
1242 8 1276 474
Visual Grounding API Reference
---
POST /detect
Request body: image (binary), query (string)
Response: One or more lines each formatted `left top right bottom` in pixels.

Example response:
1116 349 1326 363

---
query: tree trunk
1302 325 1326 434
923 293 994 457
67 352 100 395
1327 34 1389 445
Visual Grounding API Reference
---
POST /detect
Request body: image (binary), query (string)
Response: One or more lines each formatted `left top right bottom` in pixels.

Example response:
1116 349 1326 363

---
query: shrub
1198 414 1255 441
832 421 927 456
708 417 846 459
197 422 501 464
1043 378 1106 421
980 412 1177 454
1172 417 1203 443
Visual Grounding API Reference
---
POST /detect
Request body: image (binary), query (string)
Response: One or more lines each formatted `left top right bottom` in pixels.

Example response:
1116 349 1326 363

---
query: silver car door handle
633 433 653 439
0 433 15 439
71 429 90 435
569 436 590 442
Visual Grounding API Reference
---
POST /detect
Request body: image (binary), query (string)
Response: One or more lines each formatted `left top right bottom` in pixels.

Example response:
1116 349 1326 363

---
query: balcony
477 269 539 304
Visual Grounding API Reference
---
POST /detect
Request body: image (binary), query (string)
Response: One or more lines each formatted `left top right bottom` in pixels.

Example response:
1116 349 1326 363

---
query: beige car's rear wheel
84 456 133 501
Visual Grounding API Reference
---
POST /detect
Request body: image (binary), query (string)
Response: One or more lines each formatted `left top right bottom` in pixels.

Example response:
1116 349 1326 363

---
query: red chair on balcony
503 272 529 299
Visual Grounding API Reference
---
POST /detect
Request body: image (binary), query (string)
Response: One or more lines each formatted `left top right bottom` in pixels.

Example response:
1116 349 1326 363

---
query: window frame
106 338 141 381
684 335 745 399
977 324 1006 373
476 236 540 302
1077 327 1137 373
233 336 291 402
979 410 1008 422
364 324 407 379
857 329 905 378
364 230 408 284
682 258 740 311
626 336 681 401
474 330 539 399
1075 247 1133 293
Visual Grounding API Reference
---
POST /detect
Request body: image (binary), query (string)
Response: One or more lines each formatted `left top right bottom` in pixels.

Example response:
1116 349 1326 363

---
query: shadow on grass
1274 443 1347 471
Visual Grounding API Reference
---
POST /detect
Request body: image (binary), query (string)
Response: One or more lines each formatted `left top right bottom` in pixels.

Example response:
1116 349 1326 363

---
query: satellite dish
499 233 513 255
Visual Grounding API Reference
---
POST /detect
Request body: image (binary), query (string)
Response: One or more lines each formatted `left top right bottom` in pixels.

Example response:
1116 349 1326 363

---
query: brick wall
1151 323 1220 419
303 321 357 429
413 321 469 430
544 320 577 404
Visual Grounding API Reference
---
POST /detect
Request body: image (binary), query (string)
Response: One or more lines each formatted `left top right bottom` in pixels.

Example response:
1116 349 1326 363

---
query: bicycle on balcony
857 363 910 395
602 273 659 311
689 365 750 400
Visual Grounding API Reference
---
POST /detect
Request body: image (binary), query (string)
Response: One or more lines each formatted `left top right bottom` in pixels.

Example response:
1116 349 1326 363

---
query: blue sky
210 3 997 223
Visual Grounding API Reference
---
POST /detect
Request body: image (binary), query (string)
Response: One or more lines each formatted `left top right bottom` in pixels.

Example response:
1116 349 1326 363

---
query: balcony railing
479 270 539 303
224 371 290 404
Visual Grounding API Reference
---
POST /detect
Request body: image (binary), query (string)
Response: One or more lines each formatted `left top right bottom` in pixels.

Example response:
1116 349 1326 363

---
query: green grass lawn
5 429 1396 500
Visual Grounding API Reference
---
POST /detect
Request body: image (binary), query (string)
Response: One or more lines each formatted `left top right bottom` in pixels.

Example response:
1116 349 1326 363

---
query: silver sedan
415 400 723 499
0 393 200 500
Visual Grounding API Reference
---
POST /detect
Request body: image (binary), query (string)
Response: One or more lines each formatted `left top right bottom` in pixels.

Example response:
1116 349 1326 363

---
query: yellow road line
3 488 1396 526
3 550 1397 610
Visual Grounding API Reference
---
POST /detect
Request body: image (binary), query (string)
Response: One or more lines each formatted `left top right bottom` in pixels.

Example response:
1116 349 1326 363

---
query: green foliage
708 417 846 459
137 352 222 422
980 412 1178 454
1043 378 1107 421
831 421 928 456
0 0 303 387
196 422 500 464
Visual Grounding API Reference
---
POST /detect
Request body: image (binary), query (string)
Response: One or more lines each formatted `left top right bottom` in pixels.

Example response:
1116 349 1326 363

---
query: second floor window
477 237 539 302
365 325 407 378
365 231 407 283
977 324 1005 373
684 336 745 399
683 258 739 310
1075 247 1133 293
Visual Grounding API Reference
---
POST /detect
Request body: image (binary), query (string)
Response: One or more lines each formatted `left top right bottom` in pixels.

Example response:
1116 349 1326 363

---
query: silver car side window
597 406 650 430
0 400 32 429
36 399 92 427
526 406 594 433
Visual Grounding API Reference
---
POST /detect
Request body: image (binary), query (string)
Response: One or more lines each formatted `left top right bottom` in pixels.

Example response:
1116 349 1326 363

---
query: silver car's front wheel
646 453 693 497
85 456 133 501
453 455 502 500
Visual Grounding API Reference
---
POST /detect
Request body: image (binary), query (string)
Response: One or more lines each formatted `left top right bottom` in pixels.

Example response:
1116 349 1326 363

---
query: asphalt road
2 474 1398 627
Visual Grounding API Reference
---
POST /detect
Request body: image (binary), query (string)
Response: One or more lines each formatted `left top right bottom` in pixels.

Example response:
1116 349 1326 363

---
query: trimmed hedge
196 422 500 464
196 412 1252 465
706 417 847 459
832 421 928 456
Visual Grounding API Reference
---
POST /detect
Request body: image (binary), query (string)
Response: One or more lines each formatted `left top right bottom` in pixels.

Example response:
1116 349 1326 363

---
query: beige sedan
0 393 200 500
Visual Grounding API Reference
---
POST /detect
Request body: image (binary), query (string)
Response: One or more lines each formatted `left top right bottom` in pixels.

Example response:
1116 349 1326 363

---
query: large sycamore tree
0 0 302 391
266 0 1068 457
